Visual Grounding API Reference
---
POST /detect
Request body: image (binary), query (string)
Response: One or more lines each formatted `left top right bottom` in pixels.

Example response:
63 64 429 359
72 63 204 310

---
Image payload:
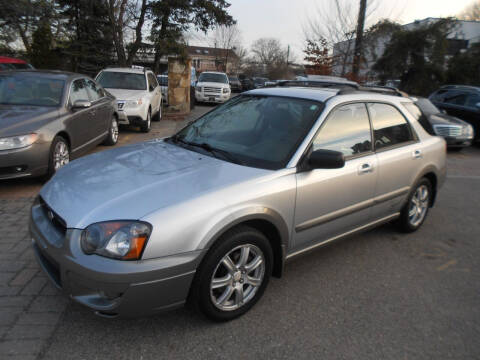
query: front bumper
0 141 50 180
195 91 230 103
444 136 472 148
29 201 202 318
116 102 148 125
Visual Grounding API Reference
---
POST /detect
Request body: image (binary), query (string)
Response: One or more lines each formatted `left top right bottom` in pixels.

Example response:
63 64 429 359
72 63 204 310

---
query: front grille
38 197 67 236
434 125 462 137
204 87 221 94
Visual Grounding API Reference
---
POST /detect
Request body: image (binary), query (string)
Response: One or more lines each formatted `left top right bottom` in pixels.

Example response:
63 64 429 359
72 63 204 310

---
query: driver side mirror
308 149 345 169
149 84 155 92
72 100 91 110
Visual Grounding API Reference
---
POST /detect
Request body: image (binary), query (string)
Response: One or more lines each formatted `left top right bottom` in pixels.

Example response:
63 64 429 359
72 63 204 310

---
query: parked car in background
157 74 168 105
195 71 231 103
429 85 480 143
0 70 119 179
96 67 162 133
252 77 269 89
403 97 474 150
239 77 254 91
0 56 34 71
228 75 242 92
31 86 445 322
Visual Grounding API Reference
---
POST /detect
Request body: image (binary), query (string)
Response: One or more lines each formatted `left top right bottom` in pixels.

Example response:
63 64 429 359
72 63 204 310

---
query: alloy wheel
408 185 429 227
111 118 119 143
53 141 69 170
210 244 265 311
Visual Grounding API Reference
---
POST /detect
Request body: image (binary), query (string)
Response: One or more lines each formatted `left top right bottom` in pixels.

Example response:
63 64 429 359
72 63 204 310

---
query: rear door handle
413 150 422 159
358 163 373 175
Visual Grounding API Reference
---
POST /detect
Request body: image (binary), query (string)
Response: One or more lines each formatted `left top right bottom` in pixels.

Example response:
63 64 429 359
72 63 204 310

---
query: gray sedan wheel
104 116 119 146
47 136 70 178
189 225 273 321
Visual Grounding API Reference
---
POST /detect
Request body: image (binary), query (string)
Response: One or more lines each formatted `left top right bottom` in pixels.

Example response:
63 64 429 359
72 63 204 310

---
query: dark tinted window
85 79 103 101
368 103 413 150
147 72 158 89
465 93 480 108
313 103 372 156
403 102 435 135
444 92 467 106
69 79 89 105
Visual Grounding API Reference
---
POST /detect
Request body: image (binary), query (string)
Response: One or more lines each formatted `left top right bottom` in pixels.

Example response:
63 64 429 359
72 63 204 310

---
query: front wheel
398 178 432 232
46 136 70 178
189 226 273 321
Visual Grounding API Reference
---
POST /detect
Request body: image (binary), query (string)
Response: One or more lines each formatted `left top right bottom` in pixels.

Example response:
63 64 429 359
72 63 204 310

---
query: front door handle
358 163 373 175
413 149 422 159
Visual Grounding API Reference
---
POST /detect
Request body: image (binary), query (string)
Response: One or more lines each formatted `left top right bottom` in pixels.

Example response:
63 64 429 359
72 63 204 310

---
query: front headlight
81 221 152 260
195 86 202 92
463 124 474 138
223 88 230 94
0 134 38 151
125 99 143 108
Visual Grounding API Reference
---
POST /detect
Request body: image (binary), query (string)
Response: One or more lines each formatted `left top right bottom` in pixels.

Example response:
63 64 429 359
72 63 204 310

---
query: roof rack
273 79 359 90
358 85 409 97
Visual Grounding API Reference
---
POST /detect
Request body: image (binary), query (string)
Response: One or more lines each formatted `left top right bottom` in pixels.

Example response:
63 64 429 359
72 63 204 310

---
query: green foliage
447 42 480 85
31 20 55 69
373 18 455 96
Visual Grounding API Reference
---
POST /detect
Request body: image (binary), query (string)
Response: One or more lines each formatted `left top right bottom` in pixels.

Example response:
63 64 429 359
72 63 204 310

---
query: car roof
439 85 480 92
0 69 84 80
0 56 28 64
245 86 413 104
200 71 227 75
101 67 148 74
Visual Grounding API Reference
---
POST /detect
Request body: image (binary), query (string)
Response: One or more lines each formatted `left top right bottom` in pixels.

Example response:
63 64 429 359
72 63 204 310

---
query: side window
147 73 158 90
465 93 480 108
313 103 372 157
368 103 413 150
402 102 435 135
69 79 89 105
430 89 448 102
443 92 467 106
85 79 103 101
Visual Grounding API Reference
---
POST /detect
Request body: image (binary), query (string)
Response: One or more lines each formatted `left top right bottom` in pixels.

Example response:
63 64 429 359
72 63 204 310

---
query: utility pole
286 45 290 66
352 0 367 79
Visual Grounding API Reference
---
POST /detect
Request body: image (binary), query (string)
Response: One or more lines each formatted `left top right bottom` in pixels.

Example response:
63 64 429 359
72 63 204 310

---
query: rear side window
465 93 480 108
313 103 372 157
147 73 158 89
69 79 89 105
443 92 467 106
402 102 435 135
368 103 413 150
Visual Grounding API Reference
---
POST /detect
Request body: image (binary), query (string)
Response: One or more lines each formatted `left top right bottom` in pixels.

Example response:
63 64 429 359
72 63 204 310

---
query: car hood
197 82 229 88
105 88 147 101
0 105 57 137
427 113 470 126
40 140 270 228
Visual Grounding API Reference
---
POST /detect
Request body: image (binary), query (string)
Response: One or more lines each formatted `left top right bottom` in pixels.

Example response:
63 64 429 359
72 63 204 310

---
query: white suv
96 67 162 132
195 71 231 103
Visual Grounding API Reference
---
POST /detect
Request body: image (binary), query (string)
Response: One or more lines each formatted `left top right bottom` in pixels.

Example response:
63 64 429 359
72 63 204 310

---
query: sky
192 0 476 60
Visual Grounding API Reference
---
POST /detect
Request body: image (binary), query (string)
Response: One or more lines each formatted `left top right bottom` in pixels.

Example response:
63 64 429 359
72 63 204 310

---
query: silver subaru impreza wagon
30 86 446 321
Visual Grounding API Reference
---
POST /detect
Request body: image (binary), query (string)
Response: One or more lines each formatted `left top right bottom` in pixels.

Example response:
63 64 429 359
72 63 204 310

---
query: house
188 46 239 74
332 18 480 81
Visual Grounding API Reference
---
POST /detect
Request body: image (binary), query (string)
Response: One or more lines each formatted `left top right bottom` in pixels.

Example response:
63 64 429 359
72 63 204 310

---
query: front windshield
171 95 323 169
415 98 441 114
97 71 146 90
0 74 64 107
198 73 228 84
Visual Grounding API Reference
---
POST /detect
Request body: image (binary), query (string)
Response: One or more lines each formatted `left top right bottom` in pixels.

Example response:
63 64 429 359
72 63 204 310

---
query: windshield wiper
169 136 244 165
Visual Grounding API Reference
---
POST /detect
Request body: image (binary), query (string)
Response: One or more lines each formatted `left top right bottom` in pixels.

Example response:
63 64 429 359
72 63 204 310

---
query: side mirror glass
308 149 345 169
72 100 91 110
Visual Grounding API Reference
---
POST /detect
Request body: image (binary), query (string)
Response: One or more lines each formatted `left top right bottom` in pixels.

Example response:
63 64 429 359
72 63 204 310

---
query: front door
65 79 92 153
293 103 378 252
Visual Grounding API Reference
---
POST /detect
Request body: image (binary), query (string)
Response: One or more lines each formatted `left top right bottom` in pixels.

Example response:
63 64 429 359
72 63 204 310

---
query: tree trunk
153 9 170 73
127 0 148 66
352 0 367 78
107 0 127 66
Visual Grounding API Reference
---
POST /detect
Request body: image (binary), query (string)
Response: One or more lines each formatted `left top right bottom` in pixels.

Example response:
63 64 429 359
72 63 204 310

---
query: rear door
293 102 378 251
85 78 110 138
368 102 422 219
147 72 161 113
65 79 92 153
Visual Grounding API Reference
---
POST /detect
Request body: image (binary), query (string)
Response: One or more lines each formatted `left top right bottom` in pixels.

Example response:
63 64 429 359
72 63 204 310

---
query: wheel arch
411 165 440 207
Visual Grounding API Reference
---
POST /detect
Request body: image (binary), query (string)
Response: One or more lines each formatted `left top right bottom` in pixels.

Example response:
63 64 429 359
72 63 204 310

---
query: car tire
153 101 162 121
398 178 432 233
189 225 273 322
46 135 70 178
140 109 151 133
103 116 119 146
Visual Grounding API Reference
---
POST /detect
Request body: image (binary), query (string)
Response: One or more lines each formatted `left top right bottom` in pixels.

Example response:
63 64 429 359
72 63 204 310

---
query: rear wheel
140 109 151 133
153 100 162 121
46 136 70 178
398 178 432 232
189 226 273 321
